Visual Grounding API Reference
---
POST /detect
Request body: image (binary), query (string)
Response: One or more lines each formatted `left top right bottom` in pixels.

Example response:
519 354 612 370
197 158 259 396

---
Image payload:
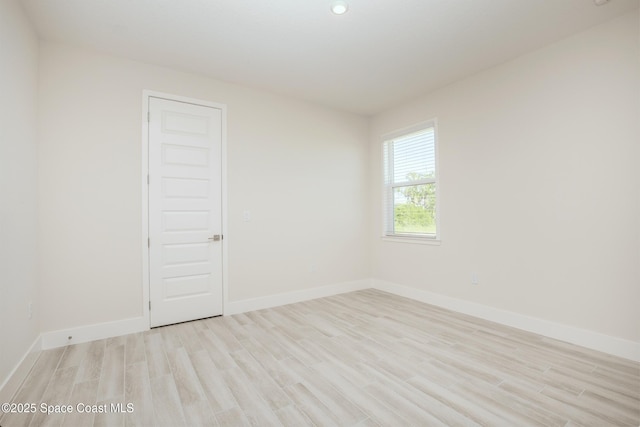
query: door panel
148 97 223 327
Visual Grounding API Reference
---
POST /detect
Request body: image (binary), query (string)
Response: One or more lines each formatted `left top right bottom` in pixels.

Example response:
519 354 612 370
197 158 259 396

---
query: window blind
383 125 437 237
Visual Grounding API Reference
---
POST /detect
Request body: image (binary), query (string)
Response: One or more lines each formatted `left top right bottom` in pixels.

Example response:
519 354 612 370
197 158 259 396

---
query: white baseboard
25 278 640 363
38 280 369 349
0 335 42 404
225 279 372 315
372 279 640 362
41 316 148 350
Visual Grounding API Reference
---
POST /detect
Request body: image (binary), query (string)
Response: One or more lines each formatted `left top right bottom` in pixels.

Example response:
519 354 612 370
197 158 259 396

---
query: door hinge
147 111 150 122
147 174 149 185
147 237 150 248
149 301 151 310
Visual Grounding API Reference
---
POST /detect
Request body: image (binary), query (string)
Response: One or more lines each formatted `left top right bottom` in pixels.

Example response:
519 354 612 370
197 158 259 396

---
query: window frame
381 120 441 245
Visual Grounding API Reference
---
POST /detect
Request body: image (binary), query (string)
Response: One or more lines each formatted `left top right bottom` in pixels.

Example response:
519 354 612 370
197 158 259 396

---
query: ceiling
21 0 639 115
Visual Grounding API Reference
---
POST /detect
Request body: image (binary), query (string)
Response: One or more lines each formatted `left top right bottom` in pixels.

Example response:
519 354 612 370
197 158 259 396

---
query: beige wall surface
3 2 637 383
37 43 370 332
370 12 640 342
0 0 40 386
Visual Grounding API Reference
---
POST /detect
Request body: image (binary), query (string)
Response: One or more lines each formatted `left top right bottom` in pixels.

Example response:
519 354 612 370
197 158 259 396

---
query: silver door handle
208 235 221 241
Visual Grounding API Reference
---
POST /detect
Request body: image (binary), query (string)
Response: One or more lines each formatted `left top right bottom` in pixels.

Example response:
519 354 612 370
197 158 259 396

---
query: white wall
370 11 640 343
37 42 370 333
4 1 636 374
0 0 40 392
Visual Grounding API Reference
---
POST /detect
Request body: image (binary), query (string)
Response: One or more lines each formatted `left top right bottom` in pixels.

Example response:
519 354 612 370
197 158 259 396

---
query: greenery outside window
383 121 438 240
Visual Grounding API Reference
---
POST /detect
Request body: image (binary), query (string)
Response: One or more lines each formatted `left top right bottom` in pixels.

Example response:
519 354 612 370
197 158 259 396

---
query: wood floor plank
182 400 217 427
238 337 301 388
580 388 640 419
230 349 291 411
274 404 313 427
205 318 244 353
451 342 547 392
124 362 155 427
283 382 343 427
312 362 412 426
590 365 640 397
199 329 237 370
175 321 206 356
143 332 170 379
363 381 448 426
149 374 187 427
165 347 206 407
358 361 477 427
288 367 368 426
498 379 601 427
244 310 275 329
451 379 551 426
545 364 640 403
242 323 291 362
408 375 513 426
2 347 66 427
412 359 464 388
61 379 99 427
459 377 566 426
106 336 127 349
58 342 91 370
218 316 251 341
220 367 281 426
5 289 639 427
189 350 237 414
28 366 78 427
541 382 638 426
97 344 125 402
270 335 321 366
124 333 145 366
539 336 639 374
419 348 505 387
76 340 106 383
92 397 125 427
214 407 251 427
355 417 381 427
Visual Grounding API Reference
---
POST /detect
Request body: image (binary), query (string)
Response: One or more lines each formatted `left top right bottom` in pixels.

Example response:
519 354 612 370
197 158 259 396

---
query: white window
382 121 438 241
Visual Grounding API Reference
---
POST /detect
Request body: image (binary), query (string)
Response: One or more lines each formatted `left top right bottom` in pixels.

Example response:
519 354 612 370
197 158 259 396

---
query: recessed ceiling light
331 1 349 15
593 0 610 5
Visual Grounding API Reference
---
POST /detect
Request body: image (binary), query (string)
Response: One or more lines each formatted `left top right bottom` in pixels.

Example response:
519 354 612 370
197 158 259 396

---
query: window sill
381 236 441 246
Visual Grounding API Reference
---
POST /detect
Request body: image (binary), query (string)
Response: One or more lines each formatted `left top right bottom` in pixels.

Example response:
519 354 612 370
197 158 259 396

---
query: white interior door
148 96 223 327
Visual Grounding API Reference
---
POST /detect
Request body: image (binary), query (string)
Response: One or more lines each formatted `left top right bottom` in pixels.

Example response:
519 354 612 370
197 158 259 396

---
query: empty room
1 0 639 425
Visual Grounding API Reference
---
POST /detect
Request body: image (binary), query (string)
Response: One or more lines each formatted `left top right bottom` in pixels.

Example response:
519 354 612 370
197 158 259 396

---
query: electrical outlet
243 210 251 222
28 301 33 319
309 264 317 273
471 272 479 286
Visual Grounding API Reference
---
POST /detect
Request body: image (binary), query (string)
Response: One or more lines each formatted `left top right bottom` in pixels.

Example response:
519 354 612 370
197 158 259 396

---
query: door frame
141 90 228 328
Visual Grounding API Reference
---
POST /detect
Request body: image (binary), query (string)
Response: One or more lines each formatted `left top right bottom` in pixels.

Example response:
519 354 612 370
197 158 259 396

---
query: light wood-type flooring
2 289 639 426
